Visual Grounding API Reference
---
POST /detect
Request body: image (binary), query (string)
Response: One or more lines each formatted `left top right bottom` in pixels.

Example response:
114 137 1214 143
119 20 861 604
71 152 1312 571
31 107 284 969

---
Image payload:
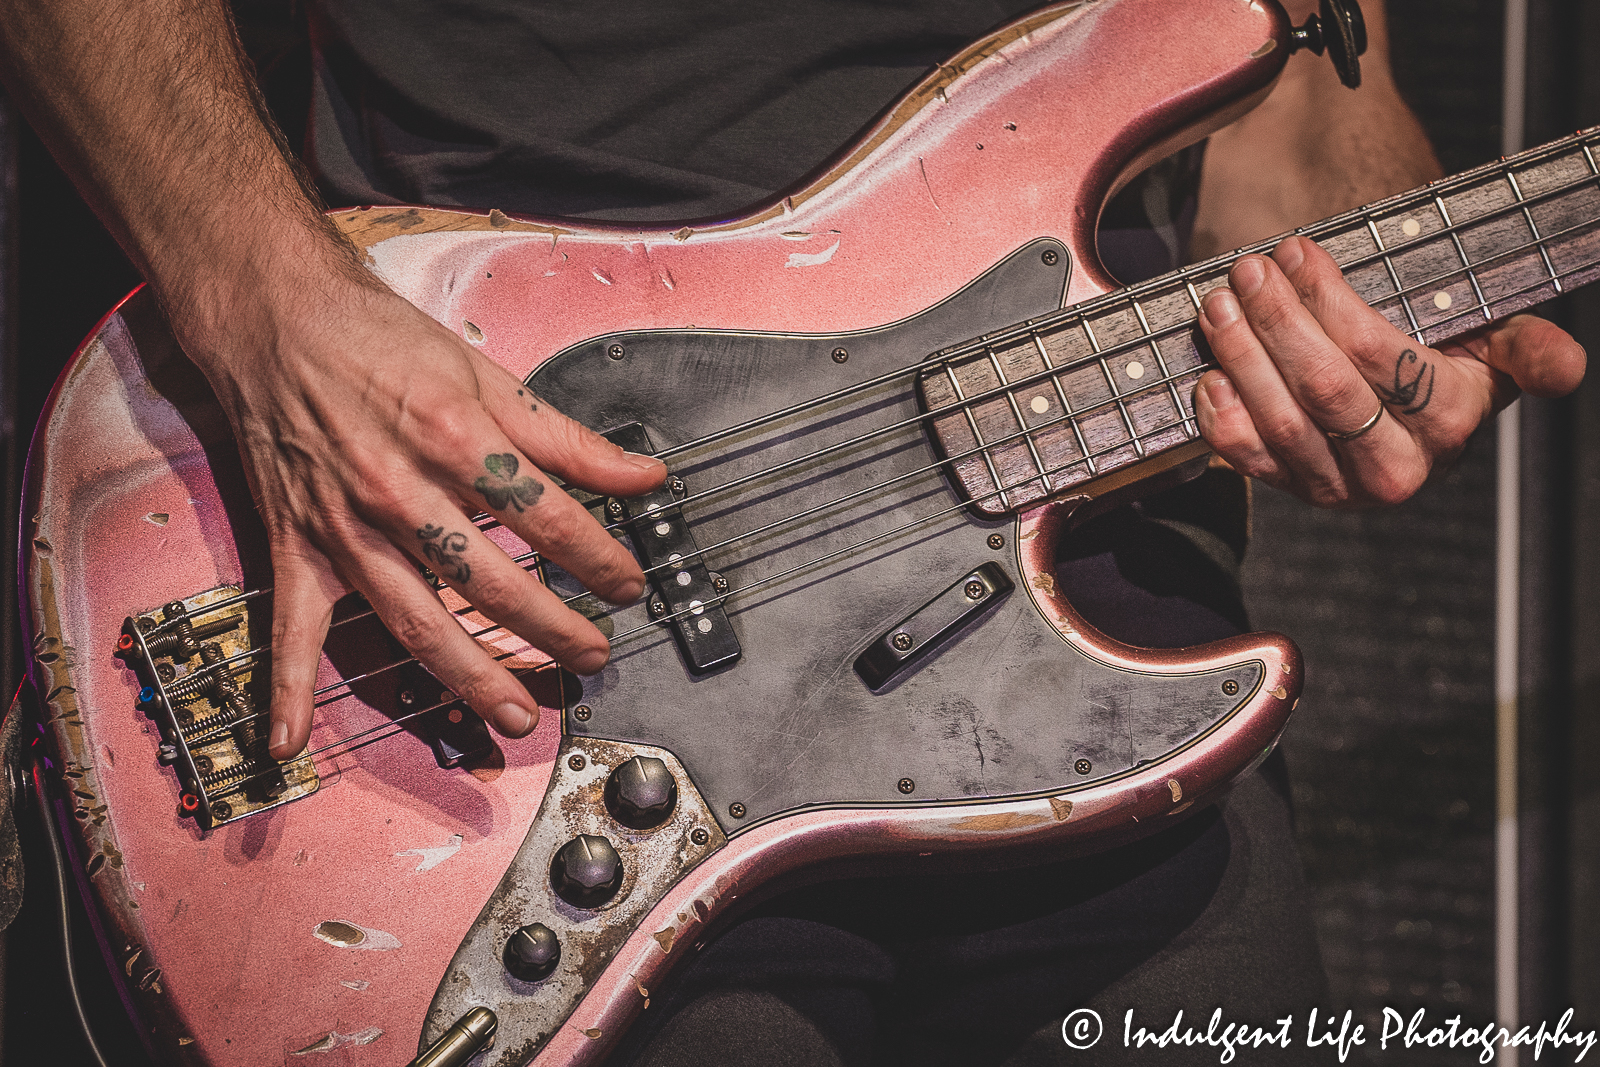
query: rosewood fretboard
921 127 1600 516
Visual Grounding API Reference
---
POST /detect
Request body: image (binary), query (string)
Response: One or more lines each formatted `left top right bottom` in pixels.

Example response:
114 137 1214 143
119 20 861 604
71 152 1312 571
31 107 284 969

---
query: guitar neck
923 126 1600 516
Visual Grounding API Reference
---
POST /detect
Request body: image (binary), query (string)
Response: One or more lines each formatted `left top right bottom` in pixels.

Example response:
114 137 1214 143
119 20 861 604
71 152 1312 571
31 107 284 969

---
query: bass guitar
19 0 1594 1062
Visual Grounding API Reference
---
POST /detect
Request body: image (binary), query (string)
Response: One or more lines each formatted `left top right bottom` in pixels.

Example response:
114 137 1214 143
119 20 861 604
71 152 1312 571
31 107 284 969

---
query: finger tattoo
1374 349 1436 415
517 388 538 413
417 523 472 582
474 452 545 512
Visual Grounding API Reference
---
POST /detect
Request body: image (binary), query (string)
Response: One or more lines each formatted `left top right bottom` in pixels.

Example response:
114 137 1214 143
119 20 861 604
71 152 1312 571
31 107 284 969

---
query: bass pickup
603 424 742 675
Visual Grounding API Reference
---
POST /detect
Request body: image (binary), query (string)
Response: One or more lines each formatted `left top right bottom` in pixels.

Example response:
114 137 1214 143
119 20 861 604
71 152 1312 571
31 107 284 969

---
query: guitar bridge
113 586 318 830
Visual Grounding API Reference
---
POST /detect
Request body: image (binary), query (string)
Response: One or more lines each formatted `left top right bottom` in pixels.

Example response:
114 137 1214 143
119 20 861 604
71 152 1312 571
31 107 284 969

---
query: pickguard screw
667 476 685 496
1075 759 1092 775
1222 679 1240 696
987 533 1005 550
607 343 626 360
711 574 730 594
568 754 587 771
649 597 667 617
892 632 913 652
573 705 592 722
831 347 849 364
964 580 985 600
729 802 746 819
399 689 416 706
690 827 709 846
1041 249 1059 266
898 778 915 794
606 499 625 519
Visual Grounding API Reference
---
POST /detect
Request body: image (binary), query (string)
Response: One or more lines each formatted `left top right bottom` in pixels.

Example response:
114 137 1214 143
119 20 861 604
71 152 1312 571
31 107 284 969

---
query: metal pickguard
532 240 1262 834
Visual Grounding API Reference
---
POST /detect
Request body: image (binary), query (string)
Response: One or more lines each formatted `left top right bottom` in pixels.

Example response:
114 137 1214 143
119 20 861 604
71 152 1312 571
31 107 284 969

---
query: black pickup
604 424 742 675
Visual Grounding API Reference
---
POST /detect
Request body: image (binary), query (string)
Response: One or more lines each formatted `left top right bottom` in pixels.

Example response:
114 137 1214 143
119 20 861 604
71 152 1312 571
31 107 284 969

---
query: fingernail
269 719 289 753
1232 256 1267 297
1272 236 1305 275
496 703 536 736
623 451 665 472
1206 374 1239 410
1203 289 1243 328
574 647 609 676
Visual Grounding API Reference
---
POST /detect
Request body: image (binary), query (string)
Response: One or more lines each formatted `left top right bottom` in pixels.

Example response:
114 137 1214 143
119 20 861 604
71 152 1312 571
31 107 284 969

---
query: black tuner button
503 923 561 982
550 835 623 908
603 756 678 830
1288 0 1367 89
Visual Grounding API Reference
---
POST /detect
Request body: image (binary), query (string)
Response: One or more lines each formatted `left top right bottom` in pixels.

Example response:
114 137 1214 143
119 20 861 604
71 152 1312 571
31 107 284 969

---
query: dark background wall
0 1 1596 1063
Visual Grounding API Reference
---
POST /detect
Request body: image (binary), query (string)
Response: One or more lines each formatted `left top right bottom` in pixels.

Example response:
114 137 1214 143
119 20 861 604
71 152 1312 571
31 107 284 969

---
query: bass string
149 158 1600 648
313 170 1600 574
202 413 1190 801
180 355 1208 703
157 234 1600 706
184 243 1600 796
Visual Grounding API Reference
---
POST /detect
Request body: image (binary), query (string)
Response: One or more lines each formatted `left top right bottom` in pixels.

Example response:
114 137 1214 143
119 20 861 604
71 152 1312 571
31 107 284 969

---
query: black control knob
502 923 561 982
550 835 623 908
603 756 678 829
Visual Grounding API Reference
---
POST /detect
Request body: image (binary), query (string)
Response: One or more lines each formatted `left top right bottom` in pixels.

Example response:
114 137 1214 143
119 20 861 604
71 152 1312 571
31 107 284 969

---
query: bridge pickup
603 424 741 675
854 561 1014 690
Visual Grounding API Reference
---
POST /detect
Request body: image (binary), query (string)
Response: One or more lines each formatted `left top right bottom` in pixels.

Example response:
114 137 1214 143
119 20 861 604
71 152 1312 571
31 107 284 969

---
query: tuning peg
1289 0 1368 89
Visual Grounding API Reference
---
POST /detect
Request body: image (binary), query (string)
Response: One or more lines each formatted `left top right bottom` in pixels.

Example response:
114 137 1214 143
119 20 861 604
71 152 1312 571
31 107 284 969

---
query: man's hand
200 269 666 760
0 0 663 760
1193 236 1586 508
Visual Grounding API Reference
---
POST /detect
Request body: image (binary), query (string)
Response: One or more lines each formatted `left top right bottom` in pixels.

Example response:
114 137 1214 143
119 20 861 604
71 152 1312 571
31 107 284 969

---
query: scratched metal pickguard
534 240 1263 834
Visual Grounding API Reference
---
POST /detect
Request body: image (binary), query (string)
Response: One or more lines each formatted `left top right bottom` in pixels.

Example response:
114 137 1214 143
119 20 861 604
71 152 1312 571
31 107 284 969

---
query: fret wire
1367 218 1424 340
1130 296 1194 439
942 363 1011 512
939 138 1600 382
1504 170 1563 294
1031 332 1097 476
1083 319 1144 459
986 349 1052 497
1184 280 1204 311
1433 196 1491 322
1582 142 1599 178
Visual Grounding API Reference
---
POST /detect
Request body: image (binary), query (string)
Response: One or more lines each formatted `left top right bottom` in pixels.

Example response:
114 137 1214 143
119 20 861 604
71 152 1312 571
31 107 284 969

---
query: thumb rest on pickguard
113 588 318 829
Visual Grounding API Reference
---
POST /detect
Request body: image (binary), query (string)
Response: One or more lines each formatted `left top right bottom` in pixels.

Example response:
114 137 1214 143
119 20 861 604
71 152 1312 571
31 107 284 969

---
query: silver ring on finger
1324 402 1385 441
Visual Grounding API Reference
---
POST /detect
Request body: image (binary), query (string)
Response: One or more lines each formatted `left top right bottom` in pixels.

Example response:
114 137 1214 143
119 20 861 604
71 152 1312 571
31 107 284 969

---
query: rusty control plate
113 586 319 830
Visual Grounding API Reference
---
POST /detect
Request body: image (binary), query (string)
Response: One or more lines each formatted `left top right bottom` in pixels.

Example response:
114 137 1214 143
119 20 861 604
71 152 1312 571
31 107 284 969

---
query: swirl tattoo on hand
417 523 471 583
1375 348 1436 415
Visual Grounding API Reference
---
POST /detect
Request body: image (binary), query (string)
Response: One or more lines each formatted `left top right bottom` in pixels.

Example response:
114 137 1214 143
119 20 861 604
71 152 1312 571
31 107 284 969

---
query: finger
480 365 667 495
1192 369 1290 487
455 442 646 605
1228 250 1405 443
345 534 543 739
1197 277 1355 499
1265 236 1483 447
1455 313 1587 399
266 535 344 759
399 501 614 676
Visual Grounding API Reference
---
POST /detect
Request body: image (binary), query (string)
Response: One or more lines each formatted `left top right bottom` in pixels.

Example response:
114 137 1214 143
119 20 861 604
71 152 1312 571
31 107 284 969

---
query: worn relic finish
21 1 1298 1063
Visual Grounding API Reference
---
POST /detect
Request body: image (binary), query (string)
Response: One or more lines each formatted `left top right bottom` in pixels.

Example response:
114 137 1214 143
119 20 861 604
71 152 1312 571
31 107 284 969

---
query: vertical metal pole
1497 0 1528 1056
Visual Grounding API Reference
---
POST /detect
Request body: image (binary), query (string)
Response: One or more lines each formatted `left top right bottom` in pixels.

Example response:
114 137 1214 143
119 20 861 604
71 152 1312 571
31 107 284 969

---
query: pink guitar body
19 1 1302 1063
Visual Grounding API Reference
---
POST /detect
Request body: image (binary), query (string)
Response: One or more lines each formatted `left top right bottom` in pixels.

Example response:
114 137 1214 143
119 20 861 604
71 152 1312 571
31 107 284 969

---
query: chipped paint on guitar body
20 1 1293 1062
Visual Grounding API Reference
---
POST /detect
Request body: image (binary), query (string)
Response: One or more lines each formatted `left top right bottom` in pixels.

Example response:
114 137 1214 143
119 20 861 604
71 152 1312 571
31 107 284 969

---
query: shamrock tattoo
417 524 471 583
474 453 545 512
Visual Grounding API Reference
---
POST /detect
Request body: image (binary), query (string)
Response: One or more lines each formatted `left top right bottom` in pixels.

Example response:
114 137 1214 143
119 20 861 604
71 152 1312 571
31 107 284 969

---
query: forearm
1191 0 1441 257
0 0 369 359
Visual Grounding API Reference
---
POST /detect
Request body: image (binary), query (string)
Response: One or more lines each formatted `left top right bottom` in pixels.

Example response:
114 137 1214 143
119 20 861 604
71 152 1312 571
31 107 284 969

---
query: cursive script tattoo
417 524 471 583
474 453 544 512
1374 348 1436 415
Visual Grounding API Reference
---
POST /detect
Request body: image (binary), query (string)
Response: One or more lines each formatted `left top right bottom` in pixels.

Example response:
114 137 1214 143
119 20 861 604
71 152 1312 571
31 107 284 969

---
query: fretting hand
1194 235 1585 507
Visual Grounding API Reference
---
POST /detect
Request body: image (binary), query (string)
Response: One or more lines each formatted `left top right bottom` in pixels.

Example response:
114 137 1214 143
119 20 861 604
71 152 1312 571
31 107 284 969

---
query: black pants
614 488 1328 1066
